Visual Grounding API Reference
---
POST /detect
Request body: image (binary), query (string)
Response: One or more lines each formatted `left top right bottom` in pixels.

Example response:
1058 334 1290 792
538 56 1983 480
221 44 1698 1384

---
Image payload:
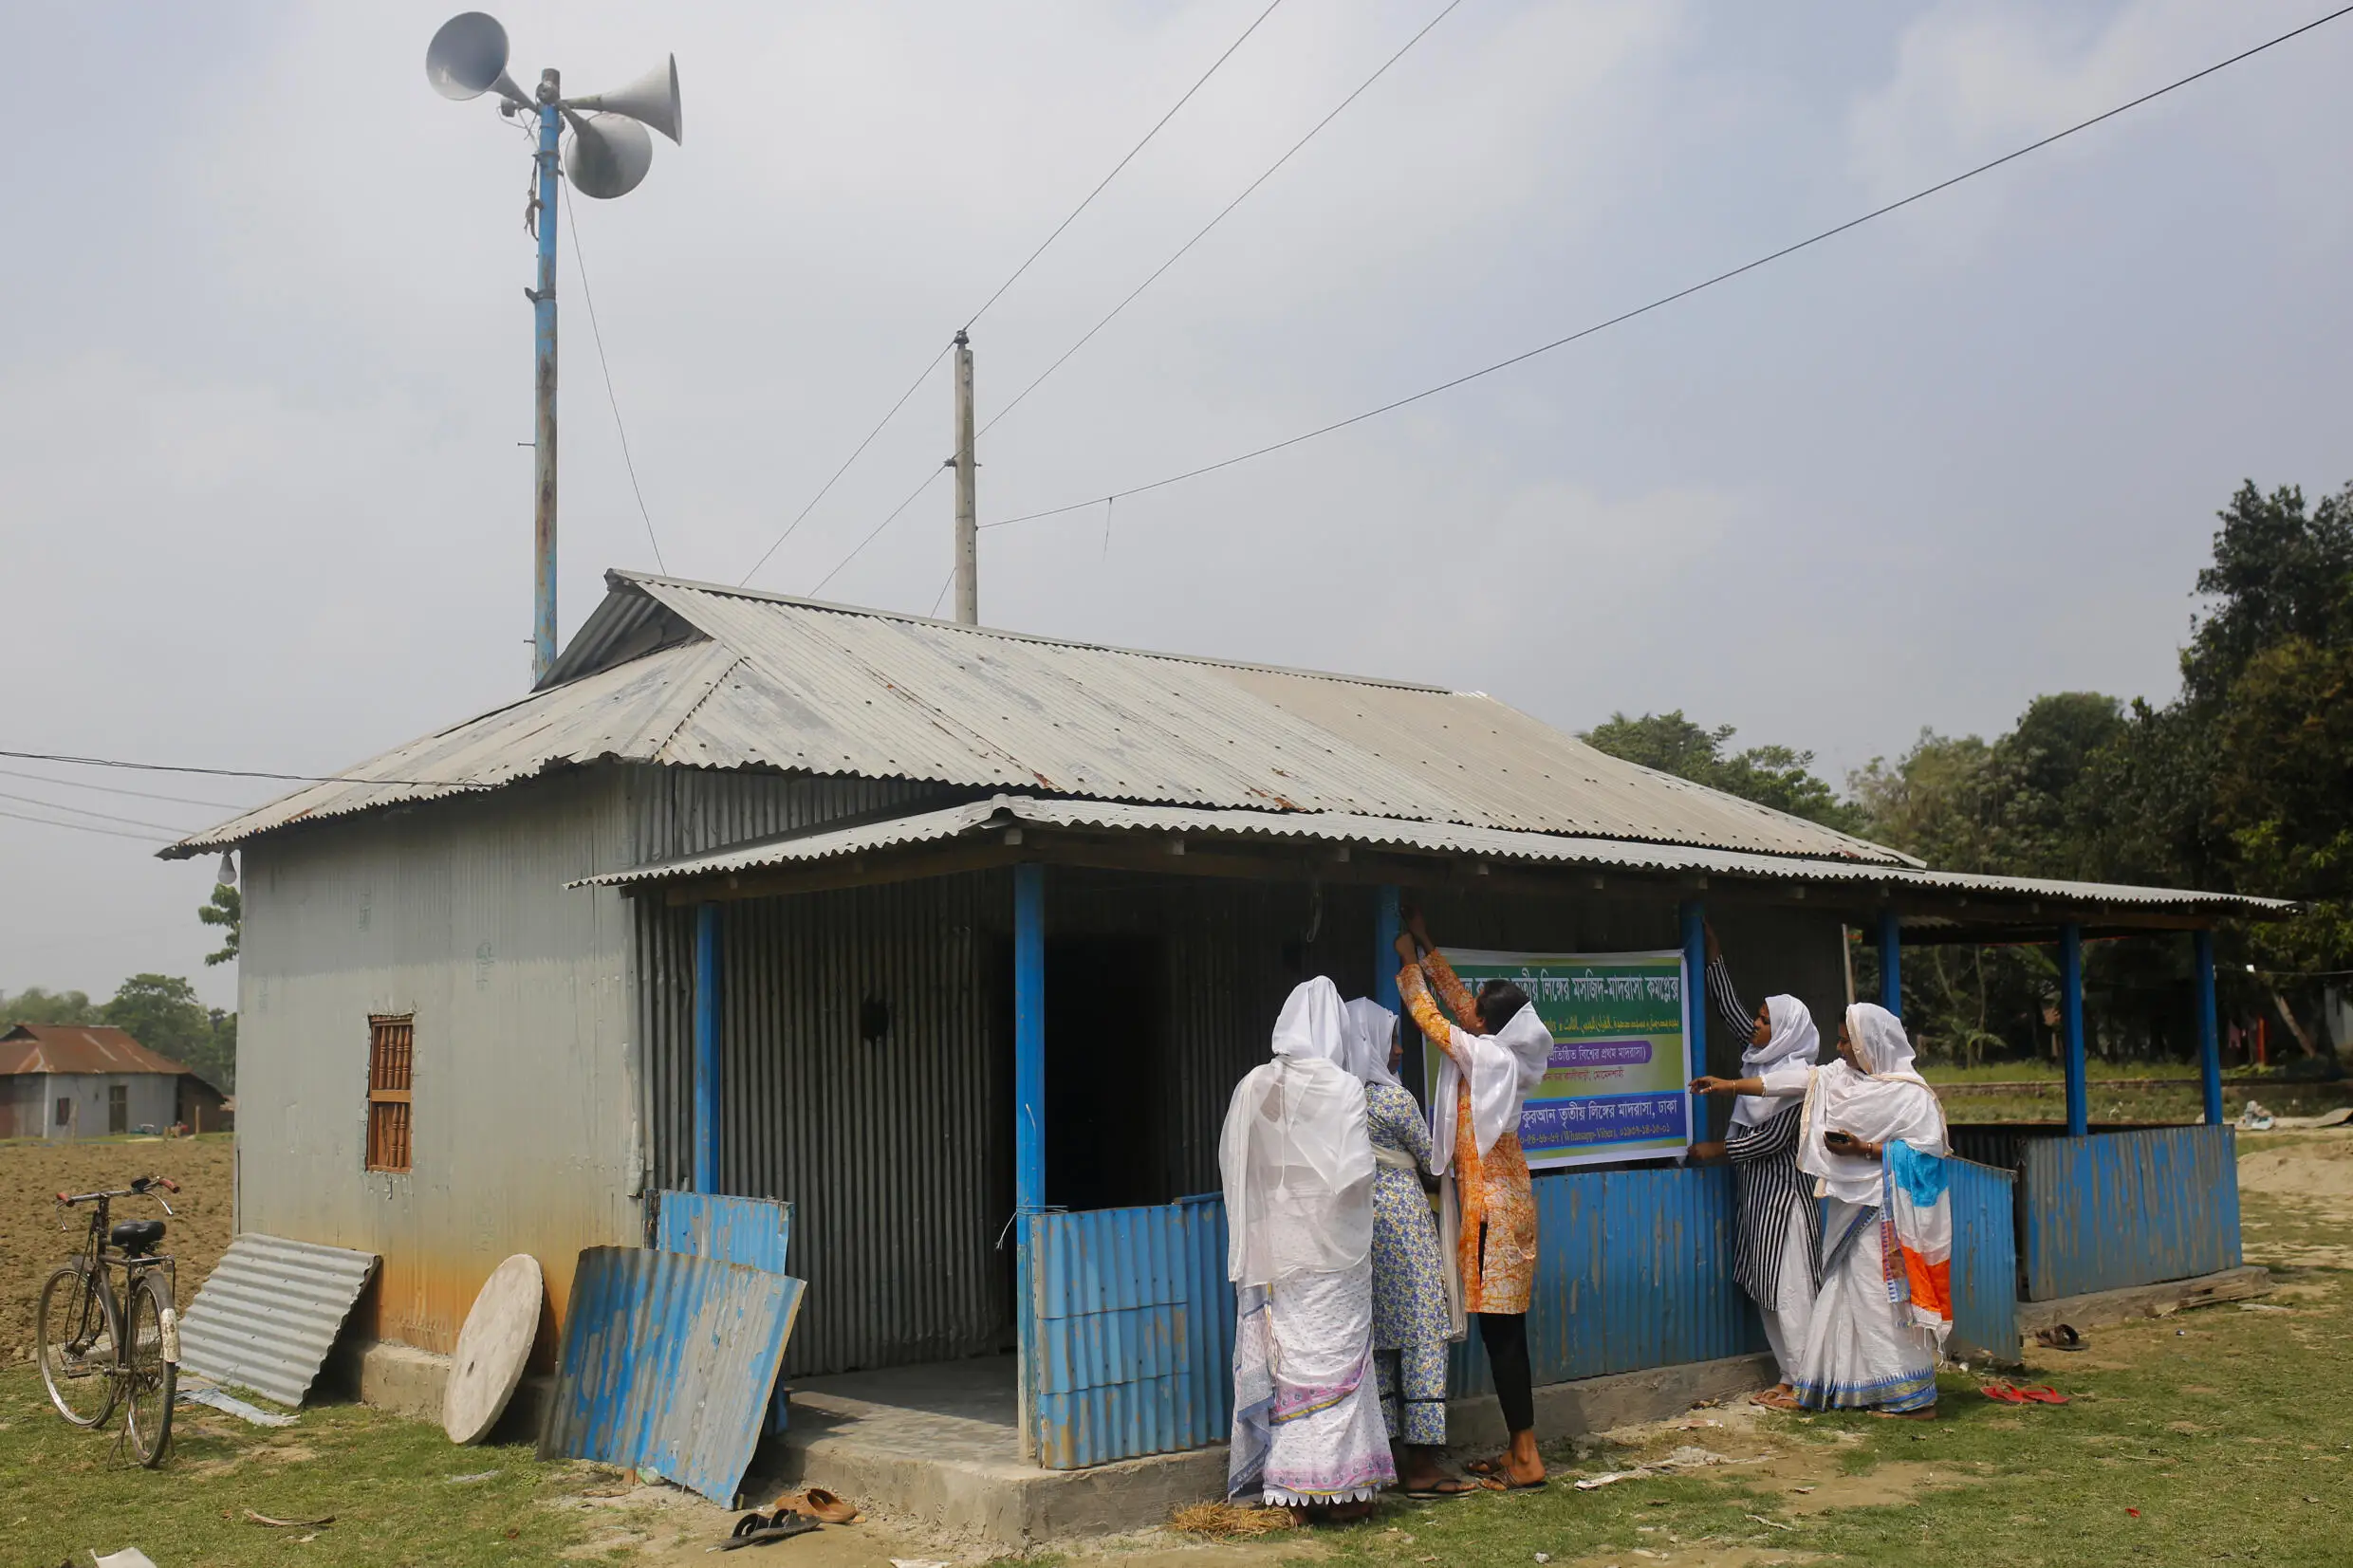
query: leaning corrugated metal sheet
176 1234 380 1407
165 570 1909 865
539 1245 804 1506
2020 1126 2242 1301
570 792 2292 916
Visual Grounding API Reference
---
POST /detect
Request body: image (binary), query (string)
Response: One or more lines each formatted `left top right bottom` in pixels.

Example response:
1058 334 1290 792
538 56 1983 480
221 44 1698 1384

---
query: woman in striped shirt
1688 924 1824 1406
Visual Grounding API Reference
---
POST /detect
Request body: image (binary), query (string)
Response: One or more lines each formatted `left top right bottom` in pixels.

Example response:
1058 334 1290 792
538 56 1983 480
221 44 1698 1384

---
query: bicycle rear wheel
37 1264 120 1428
122 1272 176 1467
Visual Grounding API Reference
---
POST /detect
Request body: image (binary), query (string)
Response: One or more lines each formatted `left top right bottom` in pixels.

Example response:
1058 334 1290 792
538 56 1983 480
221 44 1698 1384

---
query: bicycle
37 1175 181 1467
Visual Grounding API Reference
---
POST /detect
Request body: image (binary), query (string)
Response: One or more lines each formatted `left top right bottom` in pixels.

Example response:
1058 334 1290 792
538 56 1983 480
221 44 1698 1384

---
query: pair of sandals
718 1488 862 1551
1981 1381 2068 1405
1397 1457 1545 1497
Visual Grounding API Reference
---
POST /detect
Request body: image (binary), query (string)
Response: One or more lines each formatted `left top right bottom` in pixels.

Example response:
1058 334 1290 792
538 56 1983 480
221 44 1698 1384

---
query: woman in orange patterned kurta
1394 913 1549 1487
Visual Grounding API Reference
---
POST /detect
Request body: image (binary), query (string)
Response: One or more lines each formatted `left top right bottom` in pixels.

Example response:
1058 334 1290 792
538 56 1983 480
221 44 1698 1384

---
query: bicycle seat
110 1218 166 1256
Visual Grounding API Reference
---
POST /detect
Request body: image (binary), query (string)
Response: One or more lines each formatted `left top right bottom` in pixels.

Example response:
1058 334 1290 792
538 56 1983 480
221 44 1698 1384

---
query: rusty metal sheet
651 1191 794 1432
0 1024 192 1078
177 1233 380 1408
1027 1196 1232 1470
2019 1126 2242 1301
538 1245 805 1506
1947 1156 2021 1365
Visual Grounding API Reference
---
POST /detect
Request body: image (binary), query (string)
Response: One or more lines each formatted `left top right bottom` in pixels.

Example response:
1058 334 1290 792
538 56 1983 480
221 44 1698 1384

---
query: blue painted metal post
2195 929 2223 1128
1877 909 1902 1018
1012 863 1047 1459
529 80 562 686
693 902 721 1192
2061 921 2087 1136
1679 900 1707 1092
1374 885 1401 1012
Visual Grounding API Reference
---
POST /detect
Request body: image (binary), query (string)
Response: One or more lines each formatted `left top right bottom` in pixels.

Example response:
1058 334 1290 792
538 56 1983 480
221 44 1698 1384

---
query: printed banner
1419 948 1693 1169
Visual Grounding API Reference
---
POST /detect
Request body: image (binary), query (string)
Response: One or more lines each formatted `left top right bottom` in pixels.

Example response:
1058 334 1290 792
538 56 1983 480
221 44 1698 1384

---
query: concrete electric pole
952 330 978 625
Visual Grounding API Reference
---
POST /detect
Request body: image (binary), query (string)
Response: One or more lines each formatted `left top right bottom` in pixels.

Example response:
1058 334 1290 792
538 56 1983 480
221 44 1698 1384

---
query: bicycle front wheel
37 1264 120 1428
122 1272 176 1467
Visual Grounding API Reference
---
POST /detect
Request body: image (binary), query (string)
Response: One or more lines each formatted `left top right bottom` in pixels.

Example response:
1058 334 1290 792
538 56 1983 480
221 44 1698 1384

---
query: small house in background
0 1024 226 1138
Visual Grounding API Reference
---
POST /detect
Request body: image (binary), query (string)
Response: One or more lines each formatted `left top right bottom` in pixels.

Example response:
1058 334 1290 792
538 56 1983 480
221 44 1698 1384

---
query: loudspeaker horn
565 55 682 145
565 112 654 199
426 11 531 108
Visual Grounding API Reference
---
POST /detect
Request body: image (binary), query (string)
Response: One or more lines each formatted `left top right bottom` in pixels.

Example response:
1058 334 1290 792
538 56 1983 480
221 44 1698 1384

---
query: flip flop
1751 1390 1804 1411
2014 1385 2070 1406
1980 1383 2027 1404
1400 1478 1482 1498
719 1511 821 1550
2035 1324 2085 1352
772 1488 861 1524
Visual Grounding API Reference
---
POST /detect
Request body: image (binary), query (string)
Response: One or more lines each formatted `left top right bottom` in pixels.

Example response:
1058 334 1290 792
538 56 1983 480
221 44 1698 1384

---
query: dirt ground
0 1134 232 1361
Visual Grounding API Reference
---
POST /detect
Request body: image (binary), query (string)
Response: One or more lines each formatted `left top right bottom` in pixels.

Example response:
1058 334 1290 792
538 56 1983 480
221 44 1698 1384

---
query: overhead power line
0 806 173 844
565 183 668 575
0 787 199 837
0 748 492 792
818 0 1462 596
0 766 248 812
975 3 2353 537
738 0 1289 586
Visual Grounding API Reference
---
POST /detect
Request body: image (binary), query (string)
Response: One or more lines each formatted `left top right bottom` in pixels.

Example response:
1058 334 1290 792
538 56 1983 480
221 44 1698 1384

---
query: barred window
366 1014 414 1172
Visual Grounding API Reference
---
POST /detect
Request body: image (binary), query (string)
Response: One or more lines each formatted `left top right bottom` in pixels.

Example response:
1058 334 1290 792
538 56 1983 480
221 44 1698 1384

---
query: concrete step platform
753 1351 1778 1547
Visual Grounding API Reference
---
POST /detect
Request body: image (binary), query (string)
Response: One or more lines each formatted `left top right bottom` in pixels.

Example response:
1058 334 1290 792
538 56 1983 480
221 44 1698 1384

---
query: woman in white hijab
1687 924 1825 1401
1784 1003 1954 1418
1222 978 1395 1516
1341 997 1473 1496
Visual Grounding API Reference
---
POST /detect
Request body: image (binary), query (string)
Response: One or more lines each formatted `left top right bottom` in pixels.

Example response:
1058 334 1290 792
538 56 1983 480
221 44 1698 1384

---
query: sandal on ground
1464 1460 1548 1491
1869 1406 1938 1421
772 1488 860 1524
720 1510 821 1550
1400 1477 1482 1498
1751 1390 1804 1411
2034 1324 2085 1352
2014 1385 2070 1405
1980 1383 2027 1404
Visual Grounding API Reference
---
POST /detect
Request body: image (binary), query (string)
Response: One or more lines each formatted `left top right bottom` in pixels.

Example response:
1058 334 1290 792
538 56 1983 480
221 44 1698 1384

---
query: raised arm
1419 948 1484 1035
1397 960 1472 1070
1704 922 1754 1051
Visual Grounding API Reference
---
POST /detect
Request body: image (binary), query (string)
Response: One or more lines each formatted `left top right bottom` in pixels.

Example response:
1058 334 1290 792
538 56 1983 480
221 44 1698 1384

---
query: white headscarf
1428 993 1556 1174
1220 978 1375 1287
1731 994 1820 1130
1797 1003 1949 1205
1341 998 1401 1090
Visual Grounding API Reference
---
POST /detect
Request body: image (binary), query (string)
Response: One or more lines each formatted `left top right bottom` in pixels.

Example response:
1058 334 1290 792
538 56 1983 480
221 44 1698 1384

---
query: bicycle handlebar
55 1175 179 1205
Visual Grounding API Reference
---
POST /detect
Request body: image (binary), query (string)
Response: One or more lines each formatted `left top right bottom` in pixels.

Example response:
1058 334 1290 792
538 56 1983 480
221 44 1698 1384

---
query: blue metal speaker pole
529 72 562 686
2061 921 2088 1136
693 902 721 1191
2195 929 2223 1129
1679 900 1707 1114
1374 886 1401 1012
1012 863 1047 1459
1878 909 1902 1018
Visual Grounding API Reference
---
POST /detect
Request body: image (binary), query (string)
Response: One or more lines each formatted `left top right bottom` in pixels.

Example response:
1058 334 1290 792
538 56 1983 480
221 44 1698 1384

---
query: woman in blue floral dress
1343 998 1476 1496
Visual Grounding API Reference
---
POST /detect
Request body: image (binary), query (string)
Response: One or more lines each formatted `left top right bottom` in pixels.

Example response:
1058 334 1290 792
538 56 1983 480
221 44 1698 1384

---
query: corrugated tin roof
168 571 1913 866
0 1024 191 1078
176 1232 380 1408
567 793 2293 917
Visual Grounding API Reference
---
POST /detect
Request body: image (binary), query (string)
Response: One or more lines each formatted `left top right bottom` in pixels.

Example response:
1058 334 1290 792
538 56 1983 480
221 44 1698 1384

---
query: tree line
1585 478 2351 1067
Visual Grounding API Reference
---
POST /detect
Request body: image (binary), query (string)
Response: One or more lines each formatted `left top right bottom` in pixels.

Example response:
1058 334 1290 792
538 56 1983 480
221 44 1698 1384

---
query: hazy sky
8 0 2350 1009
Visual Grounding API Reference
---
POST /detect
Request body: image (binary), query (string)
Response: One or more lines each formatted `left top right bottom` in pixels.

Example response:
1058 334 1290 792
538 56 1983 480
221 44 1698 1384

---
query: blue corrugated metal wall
2020 1126 2241 1301
539 1245 805 1506
1451 1165 1761 1394
652 1191 797 1433
1027 1197 1234 1469
1947 1156 2020 1365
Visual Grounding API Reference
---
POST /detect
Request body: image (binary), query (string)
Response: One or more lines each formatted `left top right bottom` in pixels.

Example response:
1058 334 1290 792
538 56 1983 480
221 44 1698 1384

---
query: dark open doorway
1045 935 1171 1212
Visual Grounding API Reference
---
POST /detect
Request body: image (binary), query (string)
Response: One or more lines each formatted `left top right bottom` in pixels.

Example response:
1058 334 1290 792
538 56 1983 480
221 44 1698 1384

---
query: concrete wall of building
236 766 642 1354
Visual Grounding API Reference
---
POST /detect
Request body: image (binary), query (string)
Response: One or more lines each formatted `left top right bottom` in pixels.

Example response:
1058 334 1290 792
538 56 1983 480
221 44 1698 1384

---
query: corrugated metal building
0 1024 210 1139
171 571 2286 1455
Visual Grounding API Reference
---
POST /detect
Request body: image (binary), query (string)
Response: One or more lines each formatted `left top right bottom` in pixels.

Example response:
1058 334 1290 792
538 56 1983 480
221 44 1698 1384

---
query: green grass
0 1370 618 1566
1312 1179 2353 1568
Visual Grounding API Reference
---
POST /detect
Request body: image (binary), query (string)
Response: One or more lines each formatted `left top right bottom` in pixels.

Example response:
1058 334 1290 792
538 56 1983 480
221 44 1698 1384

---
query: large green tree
102 974 234 1092
0 987 100 1025
1581 710 1862 833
